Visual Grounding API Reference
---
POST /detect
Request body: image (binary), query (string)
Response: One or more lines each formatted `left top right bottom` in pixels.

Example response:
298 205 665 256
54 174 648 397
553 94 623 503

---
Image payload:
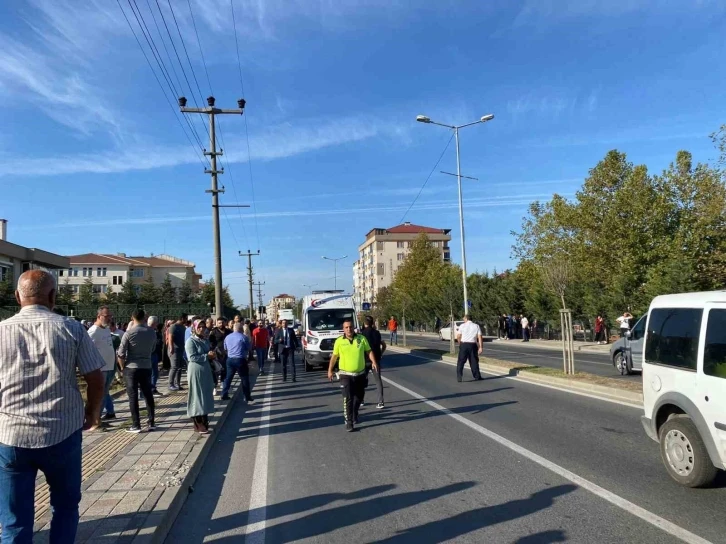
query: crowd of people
497 313 535 341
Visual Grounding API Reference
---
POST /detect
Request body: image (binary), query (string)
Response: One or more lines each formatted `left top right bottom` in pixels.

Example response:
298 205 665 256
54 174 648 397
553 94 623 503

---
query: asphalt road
168 353 725 543
403 334 641 382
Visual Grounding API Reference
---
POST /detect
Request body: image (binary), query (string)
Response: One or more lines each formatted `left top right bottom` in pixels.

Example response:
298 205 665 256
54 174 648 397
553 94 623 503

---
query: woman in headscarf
185 319 216 434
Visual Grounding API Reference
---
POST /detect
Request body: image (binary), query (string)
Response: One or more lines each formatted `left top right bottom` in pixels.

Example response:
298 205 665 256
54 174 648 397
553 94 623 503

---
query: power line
116 0 206 168
127 0 206 153
144 0 184 101
185 0 251 252
230 0 262 263
151 0 209 143
399 133 455 224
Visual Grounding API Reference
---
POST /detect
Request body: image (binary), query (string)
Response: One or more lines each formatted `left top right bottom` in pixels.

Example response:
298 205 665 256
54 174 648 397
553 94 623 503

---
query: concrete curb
389 346 643 406
131 377 245 544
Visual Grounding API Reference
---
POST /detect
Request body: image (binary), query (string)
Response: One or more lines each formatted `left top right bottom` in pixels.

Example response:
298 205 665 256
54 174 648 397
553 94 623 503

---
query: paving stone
84 497 124 517
144 442 168 454
87 472 123 492
162 441 185 454
108 455 141 472
133 469 167 490
127 443 151 456
110 490 149 516
109 473 142 492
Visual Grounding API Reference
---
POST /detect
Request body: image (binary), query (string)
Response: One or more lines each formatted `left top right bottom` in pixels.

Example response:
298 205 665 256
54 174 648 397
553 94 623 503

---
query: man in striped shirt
0 270 105 543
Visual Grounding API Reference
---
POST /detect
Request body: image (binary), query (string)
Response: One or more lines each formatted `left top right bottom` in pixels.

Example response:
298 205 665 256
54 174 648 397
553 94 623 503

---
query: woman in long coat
185 319 216 434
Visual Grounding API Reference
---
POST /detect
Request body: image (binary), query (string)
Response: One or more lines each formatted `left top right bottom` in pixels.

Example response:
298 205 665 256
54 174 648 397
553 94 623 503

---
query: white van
640 291 726 487
301 291 357 372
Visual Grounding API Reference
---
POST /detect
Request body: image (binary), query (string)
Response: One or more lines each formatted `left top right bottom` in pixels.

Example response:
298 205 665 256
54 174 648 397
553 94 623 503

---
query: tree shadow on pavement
374 485 576 543
206 481 477 543
382 387 514 409
514 529 568 543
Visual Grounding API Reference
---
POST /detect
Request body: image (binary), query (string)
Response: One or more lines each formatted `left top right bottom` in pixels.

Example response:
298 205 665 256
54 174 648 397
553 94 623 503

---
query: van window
631 316 646 340
704 309 726 379
645 308 702 370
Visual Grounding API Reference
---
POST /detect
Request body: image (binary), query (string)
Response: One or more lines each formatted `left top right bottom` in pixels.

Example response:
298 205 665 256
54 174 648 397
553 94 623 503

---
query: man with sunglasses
88 305 118 421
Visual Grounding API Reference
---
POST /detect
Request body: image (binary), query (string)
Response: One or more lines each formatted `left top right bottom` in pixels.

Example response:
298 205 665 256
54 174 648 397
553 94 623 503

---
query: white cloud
0 114 403 177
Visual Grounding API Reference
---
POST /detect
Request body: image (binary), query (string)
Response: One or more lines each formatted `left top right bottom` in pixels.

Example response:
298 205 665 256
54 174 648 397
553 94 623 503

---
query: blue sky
1 0 724 306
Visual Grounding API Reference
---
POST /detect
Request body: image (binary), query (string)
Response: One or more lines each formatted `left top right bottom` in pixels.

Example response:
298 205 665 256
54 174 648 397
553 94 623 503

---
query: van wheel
659 416 718 488
612 351 633 375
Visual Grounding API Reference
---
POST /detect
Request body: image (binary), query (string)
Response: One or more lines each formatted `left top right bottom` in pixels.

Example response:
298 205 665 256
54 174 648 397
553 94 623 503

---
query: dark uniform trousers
457 342 482 380
340 373 366 422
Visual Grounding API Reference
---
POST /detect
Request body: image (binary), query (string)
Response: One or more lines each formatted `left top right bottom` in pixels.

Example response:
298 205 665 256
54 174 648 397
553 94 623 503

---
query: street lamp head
480 114 494 122
416 115 431 123
207 96 215 107
237 98 246 110
178 96 187 108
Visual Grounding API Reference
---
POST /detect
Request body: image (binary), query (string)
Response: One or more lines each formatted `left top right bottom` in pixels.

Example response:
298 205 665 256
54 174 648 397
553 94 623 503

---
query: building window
92 284 106 294
58 270 64 277
96 267 107 277
73 268 79 277
376 241 385 251
397 253 404 261
130 269 144 278
396 241 404 248
112 275 123 285
72 285 79 294
377 263 385 276
103 268 107 277
82 268 87 277
407 241 414 248
0 265 9 282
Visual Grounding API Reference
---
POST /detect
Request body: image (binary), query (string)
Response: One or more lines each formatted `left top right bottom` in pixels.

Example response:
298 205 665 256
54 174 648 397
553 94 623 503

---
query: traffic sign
362 302 371 311
467 299 472 308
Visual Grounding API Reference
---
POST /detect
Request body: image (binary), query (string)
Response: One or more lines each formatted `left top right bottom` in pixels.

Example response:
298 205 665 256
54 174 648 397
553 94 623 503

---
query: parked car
640 291 726 487
609 315 646 374
439 321 465 341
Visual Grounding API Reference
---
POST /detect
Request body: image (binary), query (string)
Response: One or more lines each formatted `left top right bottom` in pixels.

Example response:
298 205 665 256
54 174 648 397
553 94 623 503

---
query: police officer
328 320 378 432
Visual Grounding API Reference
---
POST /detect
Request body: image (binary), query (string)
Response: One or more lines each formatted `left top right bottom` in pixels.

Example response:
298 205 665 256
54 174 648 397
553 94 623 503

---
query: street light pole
453 126 469 316
416 113 494 317
322 256 347 291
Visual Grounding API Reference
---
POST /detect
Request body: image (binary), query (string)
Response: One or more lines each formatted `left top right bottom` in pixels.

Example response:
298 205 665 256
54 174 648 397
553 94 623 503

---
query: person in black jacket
273 319 299 382
209 317 231 393
360 316 386 409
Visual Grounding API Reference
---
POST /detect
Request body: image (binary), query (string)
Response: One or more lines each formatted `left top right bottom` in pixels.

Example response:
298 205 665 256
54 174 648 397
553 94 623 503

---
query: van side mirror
625 330 632 339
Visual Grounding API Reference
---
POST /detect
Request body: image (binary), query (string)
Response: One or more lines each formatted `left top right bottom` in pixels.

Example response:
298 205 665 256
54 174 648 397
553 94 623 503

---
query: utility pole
239 250 260 320
254 281 265 318
179 96 246 319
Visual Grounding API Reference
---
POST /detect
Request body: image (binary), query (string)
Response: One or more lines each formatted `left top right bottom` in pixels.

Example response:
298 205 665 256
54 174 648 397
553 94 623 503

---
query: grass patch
479 357 642 393
395 344 641 393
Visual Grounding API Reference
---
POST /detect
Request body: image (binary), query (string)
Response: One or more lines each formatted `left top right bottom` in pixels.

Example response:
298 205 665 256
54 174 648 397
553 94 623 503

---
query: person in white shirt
520 314 530 342
88 306 118 420
616 312 633 338
455 314 484 382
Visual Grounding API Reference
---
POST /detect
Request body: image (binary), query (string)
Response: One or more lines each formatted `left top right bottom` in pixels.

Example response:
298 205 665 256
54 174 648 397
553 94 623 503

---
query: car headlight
307 336 319 345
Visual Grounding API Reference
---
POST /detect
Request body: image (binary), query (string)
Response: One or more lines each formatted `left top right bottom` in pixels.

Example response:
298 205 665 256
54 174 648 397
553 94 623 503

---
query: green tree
178 280 193 303
0 275 14 307
78 277 98 305
104 281 119 304
56 277 75 307
119 277 137 304
159 274 177 304
197 279 235 310
138 274 159 304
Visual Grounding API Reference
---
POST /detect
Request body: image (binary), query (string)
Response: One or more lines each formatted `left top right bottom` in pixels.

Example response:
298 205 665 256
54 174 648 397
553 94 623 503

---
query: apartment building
0 219 69 288
352 222 451 308
63 253 201 298
266 293 296 321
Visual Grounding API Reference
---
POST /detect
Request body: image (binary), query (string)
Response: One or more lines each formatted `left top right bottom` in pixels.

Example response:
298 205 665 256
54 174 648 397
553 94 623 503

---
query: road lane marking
244 371 274 543
381 375 711 544
390 348 642 409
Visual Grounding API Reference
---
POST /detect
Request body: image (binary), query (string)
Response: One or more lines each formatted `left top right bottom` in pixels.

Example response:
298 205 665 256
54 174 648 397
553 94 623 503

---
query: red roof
385 223 449 234
68 253 190 267
274 294 295 299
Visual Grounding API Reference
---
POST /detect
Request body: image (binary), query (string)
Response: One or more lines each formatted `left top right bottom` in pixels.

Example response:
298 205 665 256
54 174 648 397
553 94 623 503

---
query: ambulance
301 291 357 371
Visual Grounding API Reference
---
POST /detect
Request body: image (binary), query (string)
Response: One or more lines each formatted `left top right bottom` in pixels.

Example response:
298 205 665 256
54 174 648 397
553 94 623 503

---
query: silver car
609 315 646 374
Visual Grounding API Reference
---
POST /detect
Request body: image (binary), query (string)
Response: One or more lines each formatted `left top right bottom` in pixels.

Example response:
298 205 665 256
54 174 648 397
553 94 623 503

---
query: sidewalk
31 369 246 544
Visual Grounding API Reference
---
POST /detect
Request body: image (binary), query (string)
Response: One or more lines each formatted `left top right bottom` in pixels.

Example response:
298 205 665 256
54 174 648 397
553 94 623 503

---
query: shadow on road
515 529 568 543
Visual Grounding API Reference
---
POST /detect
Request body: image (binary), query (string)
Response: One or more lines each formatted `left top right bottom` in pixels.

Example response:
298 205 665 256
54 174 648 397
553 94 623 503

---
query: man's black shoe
101 413 116 420
475 376 484 381
292 378 296 382
221 395 231 400
346 422 354 432
457 378 462 383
